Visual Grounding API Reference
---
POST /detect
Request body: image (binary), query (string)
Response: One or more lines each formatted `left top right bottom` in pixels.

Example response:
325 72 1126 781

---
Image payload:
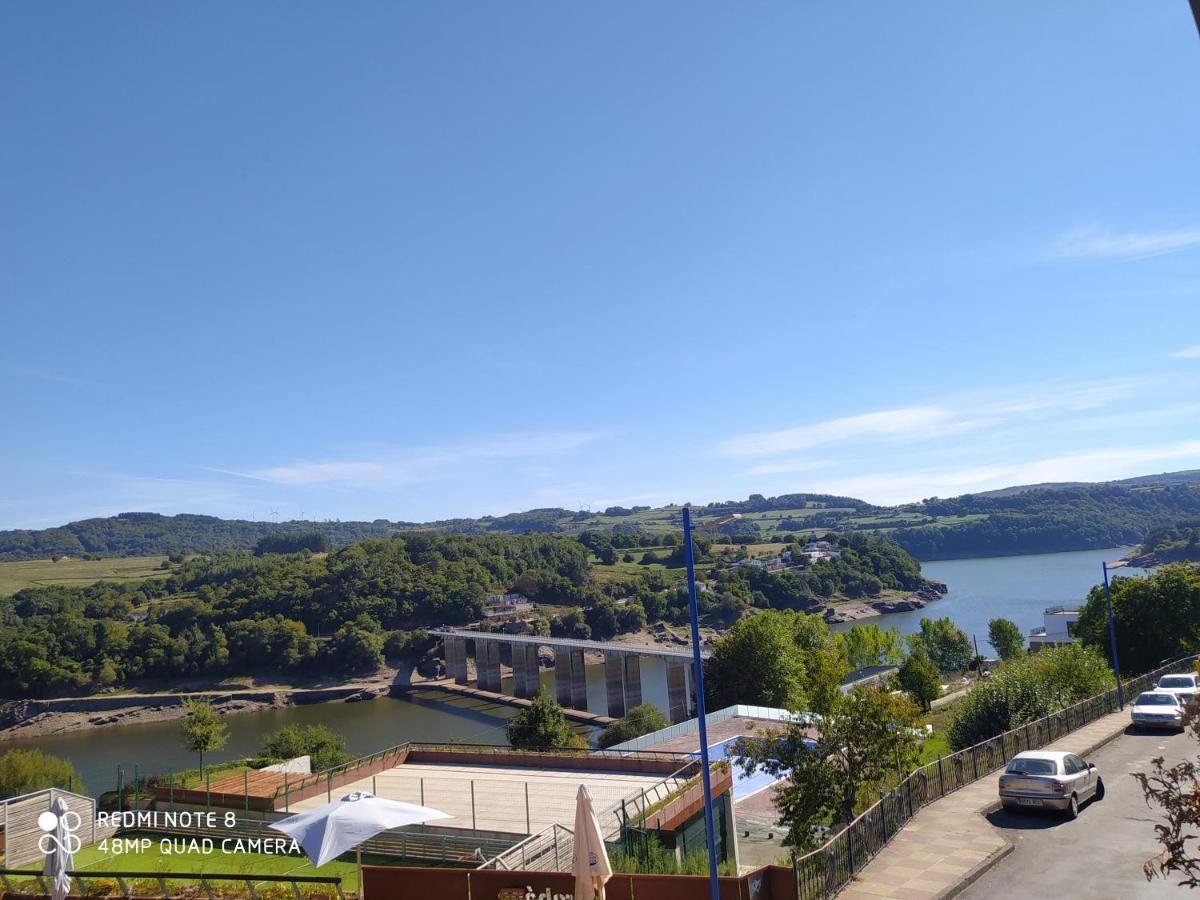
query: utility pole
682 506 720 900
1102 561 1125 710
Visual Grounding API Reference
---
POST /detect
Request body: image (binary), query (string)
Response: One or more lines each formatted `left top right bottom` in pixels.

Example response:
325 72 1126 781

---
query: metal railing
791 654 1200 899
479 823 575 872
0 868 344 899
477 758 695 871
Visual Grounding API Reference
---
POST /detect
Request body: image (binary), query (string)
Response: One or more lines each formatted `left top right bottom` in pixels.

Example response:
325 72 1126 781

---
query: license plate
1017 798 1044 807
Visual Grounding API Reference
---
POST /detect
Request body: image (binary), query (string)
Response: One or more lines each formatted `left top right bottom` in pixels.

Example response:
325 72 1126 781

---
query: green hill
3 471 1200 563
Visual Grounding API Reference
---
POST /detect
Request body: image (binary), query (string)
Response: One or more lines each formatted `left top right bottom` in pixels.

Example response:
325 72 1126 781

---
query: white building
482 592 533 618
1027 605 1080 652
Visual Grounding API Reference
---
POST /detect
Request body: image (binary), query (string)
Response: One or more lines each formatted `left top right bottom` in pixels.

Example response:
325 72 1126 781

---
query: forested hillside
1128 521 1200 566
3 472 1200 563
0 530 929 697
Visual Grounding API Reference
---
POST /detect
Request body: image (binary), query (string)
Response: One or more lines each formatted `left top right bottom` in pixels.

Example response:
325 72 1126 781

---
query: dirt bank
0 673 401 741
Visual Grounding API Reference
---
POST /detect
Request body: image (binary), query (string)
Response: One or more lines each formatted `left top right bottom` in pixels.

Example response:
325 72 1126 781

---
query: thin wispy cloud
719 378 1146 461
218 431 599 489
1168 344 1200 359
1049 225 1200 262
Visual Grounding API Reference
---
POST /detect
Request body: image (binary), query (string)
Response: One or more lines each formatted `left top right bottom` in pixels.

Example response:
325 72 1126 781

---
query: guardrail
790 654 1200 899
0 867 345 899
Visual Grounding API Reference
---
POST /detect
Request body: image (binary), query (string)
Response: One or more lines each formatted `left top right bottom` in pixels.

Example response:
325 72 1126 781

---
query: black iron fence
792 655 1200 899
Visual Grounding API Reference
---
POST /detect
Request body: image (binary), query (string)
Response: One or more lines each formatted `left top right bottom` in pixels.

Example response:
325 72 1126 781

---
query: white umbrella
269 791 450 868
572 785 612 900
39 796 79 900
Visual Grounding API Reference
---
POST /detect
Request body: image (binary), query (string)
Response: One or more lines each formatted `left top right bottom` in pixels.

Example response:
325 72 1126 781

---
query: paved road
962 724 1194 899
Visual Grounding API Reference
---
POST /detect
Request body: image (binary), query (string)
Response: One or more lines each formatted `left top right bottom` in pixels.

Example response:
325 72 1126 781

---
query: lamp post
682 505 720 900
1102 560 1125 710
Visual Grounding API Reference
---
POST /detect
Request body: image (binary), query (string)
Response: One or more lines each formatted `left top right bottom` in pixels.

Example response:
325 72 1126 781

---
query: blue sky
2 2 1200 529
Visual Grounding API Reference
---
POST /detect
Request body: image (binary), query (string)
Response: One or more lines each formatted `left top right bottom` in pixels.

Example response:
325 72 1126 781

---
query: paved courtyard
288 761 673 834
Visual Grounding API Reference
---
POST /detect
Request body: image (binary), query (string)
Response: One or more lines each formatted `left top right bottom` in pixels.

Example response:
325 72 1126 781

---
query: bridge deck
429 629 708 660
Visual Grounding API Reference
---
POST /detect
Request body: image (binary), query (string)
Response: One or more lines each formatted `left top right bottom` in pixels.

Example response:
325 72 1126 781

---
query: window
1159 676 1194 689
1136 693 1178 706
1065 755 1085 774
1006 758 1057 776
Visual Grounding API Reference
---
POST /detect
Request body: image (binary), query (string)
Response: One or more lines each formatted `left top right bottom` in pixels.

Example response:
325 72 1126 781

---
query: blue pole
683 506 720 900
1103 561 1125 710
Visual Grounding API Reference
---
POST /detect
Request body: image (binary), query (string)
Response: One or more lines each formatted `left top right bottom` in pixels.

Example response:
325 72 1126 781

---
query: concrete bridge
429 629 708 723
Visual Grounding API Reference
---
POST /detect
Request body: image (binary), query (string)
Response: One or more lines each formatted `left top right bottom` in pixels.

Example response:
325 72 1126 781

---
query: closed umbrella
269 791 450 875
572 785 612 900
39 796 79 900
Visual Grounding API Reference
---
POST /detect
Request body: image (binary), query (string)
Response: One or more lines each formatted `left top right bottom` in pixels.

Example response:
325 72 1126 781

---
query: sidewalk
837 708 1132 900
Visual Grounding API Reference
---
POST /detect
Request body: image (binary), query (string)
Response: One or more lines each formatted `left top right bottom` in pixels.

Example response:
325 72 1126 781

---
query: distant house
801 541 841 562
128 612 148 623
482 592 533 619
733 558 767 569
1028 606 1079 652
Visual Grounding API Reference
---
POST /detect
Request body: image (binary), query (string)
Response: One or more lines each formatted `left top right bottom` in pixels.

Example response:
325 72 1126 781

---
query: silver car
1155 673 1198 707
998 751 1103 819
1130 690 1185 731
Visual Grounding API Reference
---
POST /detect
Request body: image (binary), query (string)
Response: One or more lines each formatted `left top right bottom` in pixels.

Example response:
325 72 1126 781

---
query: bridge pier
604 653 626 718
622 655 642 709
446 637 468 684
512 643 541 698
432 629 704 722
666 659 690 723
476 639 501 692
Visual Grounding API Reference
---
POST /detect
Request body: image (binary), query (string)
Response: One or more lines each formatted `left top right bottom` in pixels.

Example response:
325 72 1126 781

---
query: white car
1155 673 1199 706
998 751 1103 819
1130 690 1185 731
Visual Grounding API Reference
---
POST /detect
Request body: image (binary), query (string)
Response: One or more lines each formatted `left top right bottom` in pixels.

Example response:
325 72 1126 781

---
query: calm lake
5 546 1143 793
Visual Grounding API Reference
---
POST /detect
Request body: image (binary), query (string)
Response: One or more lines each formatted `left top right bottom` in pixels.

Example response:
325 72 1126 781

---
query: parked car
998 751 1103 819
1155 673 1199 706
1130 690 1185 731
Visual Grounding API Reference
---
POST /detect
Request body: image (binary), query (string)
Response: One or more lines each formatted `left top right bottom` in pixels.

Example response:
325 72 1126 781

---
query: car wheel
1066 794 1079 819
1094 778 1105 802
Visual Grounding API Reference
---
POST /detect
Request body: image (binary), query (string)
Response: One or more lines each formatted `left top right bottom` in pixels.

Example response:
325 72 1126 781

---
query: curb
936 716 1133 899
940 841 1013 900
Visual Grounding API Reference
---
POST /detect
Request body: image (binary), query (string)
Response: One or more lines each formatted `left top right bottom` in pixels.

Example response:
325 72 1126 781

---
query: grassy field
0 555 170 595
66 834 364 893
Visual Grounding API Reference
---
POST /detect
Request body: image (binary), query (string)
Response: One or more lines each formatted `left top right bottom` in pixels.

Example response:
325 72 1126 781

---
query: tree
506 689 586 750
1134 704 1200 886
598 703 670 748
909 617 973 673
840 623 905 670
704 612 807 709
1076 564 1200 674
324 623 384 674
0 749 84 798
180 698 228 771
987 618 1024 660
897 647 941 712
802 644 850 717
734 687 921 849
258 724 352 771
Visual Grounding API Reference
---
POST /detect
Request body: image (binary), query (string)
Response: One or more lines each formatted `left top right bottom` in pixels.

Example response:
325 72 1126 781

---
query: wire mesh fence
791 655 1200 900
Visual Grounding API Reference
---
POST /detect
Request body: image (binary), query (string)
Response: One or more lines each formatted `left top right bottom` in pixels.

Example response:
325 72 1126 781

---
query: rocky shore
821 579 949 624
0 681 393 741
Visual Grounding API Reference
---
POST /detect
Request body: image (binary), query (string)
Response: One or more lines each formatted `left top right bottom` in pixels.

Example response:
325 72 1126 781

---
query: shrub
598 703 669 748
947 644 1115 750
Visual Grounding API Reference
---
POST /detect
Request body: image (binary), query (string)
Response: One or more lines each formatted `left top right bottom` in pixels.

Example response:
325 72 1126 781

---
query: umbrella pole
357 845 363 898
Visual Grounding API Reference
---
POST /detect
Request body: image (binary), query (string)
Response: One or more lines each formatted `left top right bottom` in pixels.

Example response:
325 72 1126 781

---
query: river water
4 547 1143 794
836 545 1144 645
